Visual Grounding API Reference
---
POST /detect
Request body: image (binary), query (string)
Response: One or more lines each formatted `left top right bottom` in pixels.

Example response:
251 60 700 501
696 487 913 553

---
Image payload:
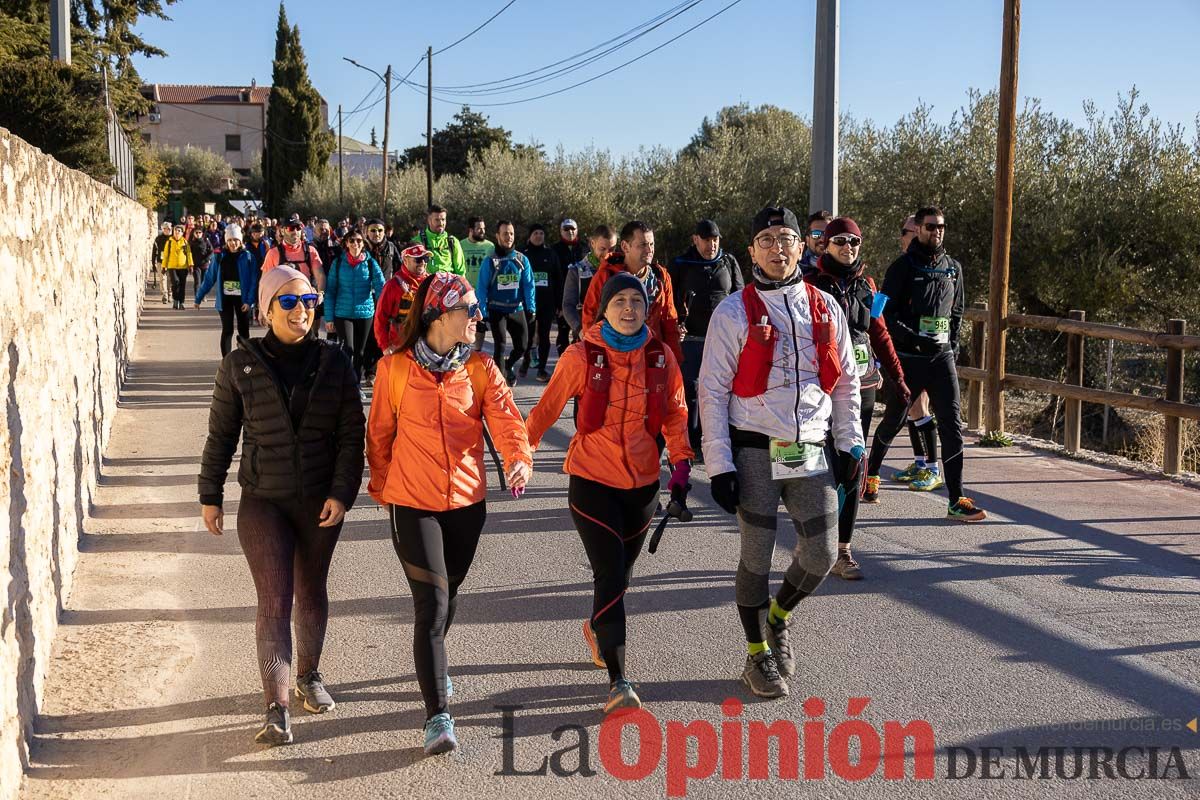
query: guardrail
957 304 1199 475
105 110 136 199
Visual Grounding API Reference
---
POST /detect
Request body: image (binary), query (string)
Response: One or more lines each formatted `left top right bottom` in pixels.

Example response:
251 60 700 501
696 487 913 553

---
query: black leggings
524 300 556 370
489 309 529 371
868 351 965 501
218 302 250 357
333 317 371 380
236 493 343 707
838 386 876 545
168 269 189 303
568 475 660 683
389 501 487 720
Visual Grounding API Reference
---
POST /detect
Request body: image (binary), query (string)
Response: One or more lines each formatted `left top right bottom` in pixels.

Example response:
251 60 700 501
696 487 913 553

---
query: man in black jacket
864 205 986 522
153 221 172 304
552 219 585 355
520 224 562 382
671 218 743 455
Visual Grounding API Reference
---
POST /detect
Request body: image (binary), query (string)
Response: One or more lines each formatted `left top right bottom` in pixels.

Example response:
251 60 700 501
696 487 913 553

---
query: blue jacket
477 249 536 316
325 252 385 320
195 250 258 312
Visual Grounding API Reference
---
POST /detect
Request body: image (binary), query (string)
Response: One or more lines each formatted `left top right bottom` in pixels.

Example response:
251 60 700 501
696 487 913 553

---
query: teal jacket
325 252 385 320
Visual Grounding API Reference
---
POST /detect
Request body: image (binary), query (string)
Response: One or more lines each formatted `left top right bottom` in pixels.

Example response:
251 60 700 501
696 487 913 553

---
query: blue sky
132 0 1200 157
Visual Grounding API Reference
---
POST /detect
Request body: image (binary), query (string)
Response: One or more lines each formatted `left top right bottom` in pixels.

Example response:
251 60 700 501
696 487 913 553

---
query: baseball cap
750 206 802 238
560 218 578 230
403 244 430 259
284 213 304 229
694 219 721 238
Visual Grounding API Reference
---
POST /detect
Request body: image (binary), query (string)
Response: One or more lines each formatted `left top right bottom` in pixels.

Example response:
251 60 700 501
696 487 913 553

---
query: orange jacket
366 350 532 511
581 253 684 365
525 323 692 489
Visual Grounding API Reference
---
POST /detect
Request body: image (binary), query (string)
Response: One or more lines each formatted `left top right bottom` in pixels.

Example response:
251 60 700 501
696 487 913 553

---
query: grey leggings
734 445 838 641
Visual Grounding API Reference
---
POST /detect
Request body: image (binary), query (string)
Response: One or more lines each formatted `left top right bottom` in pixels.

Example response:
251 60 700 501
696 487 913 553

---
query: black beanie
599 272 649 318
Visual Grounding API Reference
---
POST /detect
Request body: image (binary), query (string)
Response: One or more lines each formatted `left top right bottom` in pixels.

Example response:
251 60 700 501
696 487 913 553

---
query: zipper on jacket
783 291 803 443
437 380 453 501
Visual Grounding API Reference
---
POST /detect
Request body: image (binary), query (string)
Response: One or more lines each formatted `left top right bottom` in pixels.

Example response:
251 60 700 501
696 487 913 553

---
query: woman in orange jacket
526 272 693 714
366 271 532 755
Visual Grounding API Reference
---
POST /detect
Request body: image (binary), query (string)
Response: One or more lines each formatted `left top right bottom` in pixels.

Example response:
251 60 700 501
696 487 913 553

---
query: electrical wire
432 0 518 56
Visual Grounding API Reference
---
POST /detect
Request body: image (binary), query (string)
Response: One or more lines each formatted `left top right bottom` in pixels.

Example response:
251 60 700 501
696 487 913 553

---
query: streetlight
343 57 391 221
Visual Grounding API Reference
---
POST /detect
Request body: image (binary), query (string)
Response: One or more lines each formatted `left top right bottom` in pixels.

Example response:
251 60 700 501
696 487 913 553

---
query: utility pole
50 0 70 64
809 0 839 215
382 64 392 222
337 104 344 208
426 46 434 208
985 0 1021 433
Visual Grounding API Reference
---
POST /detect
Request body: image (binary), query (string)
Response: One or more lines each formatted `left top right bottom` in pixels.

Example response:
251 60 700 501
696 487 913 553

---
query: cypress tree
262 2 333 216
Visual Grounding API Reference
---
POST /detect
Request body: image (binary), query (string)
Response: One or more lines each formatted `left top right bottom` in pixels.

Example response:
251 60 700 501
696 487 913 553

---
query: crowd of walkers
193 197 988 754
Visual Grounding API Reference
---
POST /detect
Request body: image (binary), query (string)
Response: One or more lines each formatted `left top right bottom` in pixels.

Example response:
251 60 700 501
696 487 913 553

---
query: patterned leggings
237 493 343 706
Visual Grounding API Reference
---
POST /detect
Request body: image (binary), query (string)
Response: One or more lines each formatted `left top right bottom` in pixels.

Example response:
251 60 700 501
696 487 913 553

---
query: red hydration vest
732 282 842 398
577 338 668 436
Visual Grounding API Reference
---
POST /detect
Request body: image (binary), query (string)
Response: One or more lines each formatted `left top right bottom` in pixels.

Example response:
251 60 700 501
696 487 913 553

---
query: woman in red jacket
366 272 532 755
527 272 692 714
805 217 911 580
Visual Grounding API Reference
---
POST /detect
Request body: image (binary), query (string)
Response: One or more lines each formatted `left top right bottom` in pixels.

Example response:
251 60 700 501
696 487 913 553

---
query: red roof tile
147 84 273 105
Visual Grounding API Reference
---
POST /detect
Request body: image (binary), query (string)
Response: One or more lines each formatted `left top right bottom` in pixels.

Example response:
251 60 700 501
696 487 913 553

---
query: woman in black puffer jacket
198 265 365 747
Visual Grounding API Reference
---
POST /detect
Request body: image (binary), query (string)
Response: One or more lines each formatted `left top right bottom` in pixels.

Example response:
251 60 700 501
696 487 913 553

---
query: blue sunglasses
276 293 319 310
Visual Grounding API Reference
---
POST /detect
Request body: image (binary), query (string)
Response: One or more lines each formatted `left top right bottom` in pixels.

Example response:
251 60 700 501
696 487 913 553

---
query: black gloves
710 471 740 515
835 445 866 488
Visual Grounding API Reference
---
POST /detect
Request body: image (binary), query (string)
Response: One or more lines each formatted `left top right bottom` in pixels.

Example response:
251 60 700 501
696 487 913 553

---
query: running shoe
504 368 517 386
604 679 642 714
254 702 293 745
423 712 458 755
892 462 923 483
536 370 550 383
741 651 788 699
948 497 987 522
765 618 795 678
295 670 335 713
582 620 606 668
862 475 881 504
909 468 944 492
830 549 864 581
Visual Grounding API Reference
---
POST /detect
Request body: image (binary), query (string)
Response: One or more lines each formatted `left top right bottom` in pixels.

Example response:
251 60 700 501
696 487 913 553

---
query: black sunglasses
275 293 319 310
923 223 946 232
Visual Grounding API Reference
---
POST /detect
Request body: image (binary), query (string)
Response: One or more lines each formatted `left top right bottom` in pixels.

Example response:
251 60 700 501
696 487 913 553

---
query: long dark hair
394 273 438 354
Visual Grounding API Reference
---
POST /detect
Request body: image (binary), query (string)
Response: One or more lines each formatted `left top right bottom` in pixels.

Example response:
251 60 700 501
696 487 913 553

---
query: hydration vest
577 338 668 436
732 282 842 398
276 242 315 279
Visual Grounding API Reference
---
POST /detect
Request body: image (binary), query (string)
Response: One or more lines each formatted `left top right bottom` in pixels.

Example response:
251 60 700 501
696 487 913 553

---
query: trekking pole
482 424 507 491
648 483 692 554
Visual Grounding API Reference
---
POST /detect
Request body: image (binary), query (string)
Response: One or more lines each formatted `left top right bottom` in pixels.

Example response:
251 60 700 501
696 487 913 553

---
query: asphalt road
22 303 1200 800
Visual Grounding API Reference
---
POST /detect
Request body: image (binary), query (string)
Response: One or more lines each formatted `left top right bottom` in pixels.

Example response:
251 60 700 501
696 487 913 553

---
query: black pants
218 301 250 357
333 317 371 381
681 338 705 454
362 322 383 377
524 302 556 371
838 386 876 545
868 350 965 501
389 502 486 719
237 493 343 706
489 309 529 372
168 269 188 304
568 475 660 683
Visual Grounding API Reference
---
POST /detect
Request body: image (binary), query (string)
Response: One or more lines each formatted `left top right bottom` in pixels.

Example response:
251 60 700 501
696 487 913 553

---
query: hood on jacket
674 245 726 267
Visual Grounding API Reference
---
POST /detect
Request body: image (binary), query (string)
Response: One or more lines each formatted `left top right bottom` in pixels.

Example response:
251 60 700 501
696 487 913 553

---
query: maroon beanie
823 217 862 239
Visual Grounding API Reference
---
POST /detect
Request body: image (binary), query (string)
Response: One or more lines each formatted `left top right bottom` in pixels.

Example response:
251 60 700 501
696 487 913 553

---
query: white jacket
698 278 863 476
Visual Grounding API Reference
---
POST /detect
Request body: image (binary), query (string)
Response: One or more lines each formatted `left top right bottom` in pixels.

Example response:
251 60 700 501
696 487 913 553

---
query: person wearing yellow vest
697 205 862 701
366 271 531 756
161 222 194 309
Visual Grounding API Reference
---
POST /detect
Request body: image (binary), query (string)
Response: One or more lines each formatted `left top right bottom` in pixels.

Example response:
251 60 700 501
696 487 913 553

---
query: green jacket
419 228 465 275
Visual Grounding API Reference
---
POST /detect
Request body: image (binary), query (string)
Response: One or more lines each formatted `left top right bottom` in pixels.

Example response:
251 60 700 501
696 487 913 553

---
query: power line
415 0 704 98
404 0 748 109
432 0 518 56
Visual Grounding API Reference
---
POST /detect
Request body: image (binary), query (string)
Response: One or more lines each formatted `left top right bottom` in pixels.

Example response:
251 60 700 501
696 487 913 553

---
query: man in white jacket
698 205 864 700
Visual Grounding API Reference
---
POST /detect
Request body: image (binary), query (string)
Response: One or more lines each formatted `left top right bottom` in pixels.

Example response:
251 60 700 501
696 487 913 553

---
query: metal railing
105 110 136 199
958 304 1200 475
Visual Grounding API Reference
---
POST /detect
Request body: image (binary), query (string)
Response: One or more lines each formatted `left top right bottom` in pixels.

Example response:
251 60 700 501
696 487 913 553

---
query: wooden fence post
968 302 987 431
1164 318 1186 475
1064 310 1085 453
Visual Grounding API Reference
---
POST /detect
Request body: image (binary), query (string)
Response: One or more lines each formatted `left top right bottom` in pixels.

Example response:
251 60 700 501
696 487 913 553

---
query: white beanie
224 224 243 241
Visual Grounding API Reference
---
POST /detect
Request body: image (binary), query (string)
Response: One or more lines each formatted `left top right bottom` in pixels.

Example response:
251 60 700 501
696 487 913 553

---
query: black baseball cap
751 206 802 238
365 218 385 228
285 213 304 228
694 219 721 238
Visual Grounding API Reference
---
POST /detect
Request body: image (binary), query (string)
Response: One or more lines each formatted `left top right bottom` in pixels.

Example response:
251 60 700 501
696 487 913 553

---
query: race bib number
533 271 549 288
853 343 871 376
222 280 241 296
919 315 950 343
769 439 828 481
495 272 519 289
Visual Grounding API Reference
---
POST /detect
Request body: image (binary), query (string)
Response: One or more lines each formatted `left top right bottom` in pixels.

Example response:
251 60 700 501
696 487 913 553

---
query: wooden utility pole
381 64 392 222
426 46 434 208
985 0 1021 433
337 104 344 208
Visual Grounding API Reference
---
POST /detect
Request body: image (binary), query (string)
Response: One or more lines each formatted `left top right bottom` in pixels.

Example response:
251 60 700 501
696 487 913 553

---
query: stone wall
0 128 153 799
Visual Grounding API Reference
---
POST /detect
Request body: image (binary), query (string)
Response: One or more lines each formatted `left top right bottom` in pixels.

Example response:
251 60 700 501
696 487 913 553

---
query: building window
225 134 241 152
